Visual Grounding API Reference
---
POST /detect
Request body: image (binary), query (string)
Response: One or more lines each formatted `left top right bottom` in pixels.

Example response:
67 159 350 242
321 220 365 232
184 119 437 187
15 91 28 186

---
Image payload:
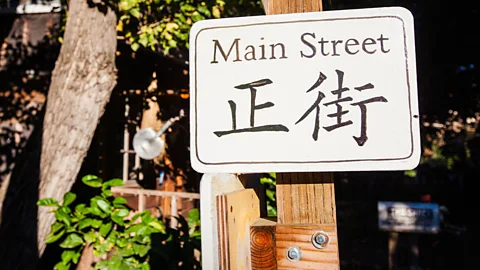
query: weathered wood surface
217 189 260 270
200 173 246 270
276 172 336 224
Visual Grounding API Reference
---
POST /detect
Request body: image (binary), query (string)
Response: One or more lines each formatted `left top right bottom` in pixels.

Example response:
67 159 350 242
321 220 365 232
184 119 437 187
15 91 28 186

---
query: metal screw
286 246 302 262
312 231 330 249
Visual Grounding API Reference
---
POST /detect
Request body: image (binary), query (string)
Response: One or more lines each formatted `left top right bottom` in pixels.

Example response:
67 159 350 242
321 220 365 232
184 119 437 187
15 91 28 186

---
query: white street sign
190 7 420 173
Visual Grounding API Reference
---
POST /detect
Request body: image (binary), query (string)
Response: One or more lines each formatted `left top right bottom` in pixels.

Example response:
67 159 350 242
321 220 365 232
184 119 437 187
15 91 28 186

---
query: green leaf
100 222 113 237
140 262 151 270
139 34 148 47
102 189 113 198
54 261 70 270
51 222 65 234
78 218 93 230
197 5 211 17
60 233 84 248
127 212 144 225
133 243 150 257
84 230 96 243
131 43 140 52
266 189 276 202
148 220 165 233
72 251 81 264
61 250 76 264
140 211 154 224
118 246 135 257
55 207 72 227
116 209 130 217
187 208 200 227
97 199 112 213
190 230 201 238
63 192 76 207
75 204 88 214
125 224 143 234
95 260 109 270
111 214 125 226
129 8 141 18
37 198 59 207
78 218 101 230
113 197 128 205
102 179 124 189
191 11 204 22
91 219 102 228
45 228 65 243
82 175 103 188
180 4 196 12
116 237 128 248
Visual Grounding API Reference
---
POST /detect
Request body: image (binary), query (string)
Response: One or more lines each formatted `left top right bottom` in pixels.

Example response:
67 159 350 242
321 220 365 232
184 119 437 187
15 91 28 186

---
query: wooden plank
217 189 260 270
276 172 336 225
200 173 246 270
250 218 277 270
111 186 200 199
262 1 340 268
276 225 339 270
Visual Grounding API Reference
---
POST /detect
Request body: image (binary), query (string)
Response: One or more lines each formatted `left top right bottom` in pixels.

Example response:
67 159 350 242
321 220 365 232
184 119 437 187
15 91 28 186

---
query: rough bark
37 0 117 255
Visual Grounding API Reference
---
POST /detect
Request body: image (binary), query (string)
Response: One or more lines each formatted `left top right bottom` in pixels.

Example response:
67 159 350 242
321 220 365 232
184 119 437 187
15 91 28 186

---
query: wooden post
170 195 178 228
260 1 340 269
388 232 399 270
138 194 146 212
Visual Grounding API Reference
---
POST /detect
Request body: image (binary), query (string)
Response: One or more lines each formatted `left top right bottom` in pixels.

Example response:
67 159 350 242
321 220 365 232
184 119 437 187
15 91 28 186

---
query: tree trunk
37 0 117 255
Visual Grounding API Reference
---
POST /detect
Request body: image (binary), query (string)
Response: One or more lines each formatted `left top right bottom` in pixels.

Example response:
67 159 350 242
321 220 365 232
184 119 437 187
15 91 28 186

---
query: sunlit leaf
102 179 124 189
63 192 76 207
61 250 76 264
59 233 84 248
100 222 113 237
37 198 59 207
82 175 102 188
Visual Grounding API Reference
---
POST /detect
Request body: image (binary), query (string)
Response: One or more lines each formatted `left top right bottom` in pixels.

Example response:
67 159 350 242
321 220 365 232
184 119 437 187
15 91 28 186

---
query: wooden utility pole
251 1 340 269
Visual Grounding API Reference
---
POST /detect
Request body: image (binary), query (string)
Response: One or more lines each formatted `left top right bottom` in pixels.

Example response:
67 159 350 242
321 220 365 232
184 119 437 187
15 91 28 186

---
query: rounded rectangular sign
378 201 440 234
190 7 420 173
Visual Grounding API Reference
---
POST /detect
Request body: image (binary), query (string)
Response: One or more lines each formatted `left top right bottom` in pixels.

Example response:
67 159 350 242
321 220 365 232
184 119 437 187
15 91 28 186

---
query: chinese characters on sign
190 7 420 173
214 70 388 147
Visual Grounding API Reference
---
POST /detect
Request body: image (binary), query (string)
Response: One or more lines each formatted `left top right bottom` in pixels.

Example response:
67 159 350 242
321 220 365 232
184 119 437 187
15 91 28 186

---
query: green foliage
116 0 264 54
37 175 201 269
260 172 277 217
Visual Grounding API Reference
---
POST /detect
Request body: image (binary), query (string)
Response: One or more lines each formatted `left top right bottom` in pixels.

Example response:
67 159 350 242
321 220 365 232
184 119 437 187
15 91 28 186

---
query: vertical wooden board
250 218 277 270
276 172 336 225
276 225 339 270
262 0 323 14
200 173 246 270
217 189 260 270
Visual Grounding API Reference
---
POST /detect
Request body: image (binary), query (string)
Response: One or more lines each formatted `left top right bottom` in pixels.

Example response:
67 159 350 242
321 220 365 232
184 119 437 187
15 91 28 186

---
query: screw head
312 231 330 249
286 246 302 262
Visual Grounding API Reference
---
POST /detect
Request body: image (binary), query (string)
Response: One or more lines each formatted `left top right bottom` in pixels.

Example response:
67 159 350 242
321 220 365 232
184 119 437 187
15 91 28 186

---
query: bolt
286 246 302 262
312 231 330 249
315 234 326 245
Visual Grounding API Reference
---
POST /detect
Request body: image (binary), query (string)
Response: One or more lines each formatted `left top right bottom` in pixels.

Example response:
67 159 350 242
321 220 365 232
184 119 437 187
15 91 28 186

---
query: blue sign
378 201 440 233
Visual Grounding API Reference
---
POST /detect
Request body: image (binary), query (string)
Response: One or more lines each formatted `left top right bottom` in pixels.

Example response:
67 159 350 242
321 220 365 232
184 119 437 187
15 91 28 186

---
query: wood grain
276 172 336 225
250 218 277 270
262 1 340 269
217 189 260 270
276 225 339 270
